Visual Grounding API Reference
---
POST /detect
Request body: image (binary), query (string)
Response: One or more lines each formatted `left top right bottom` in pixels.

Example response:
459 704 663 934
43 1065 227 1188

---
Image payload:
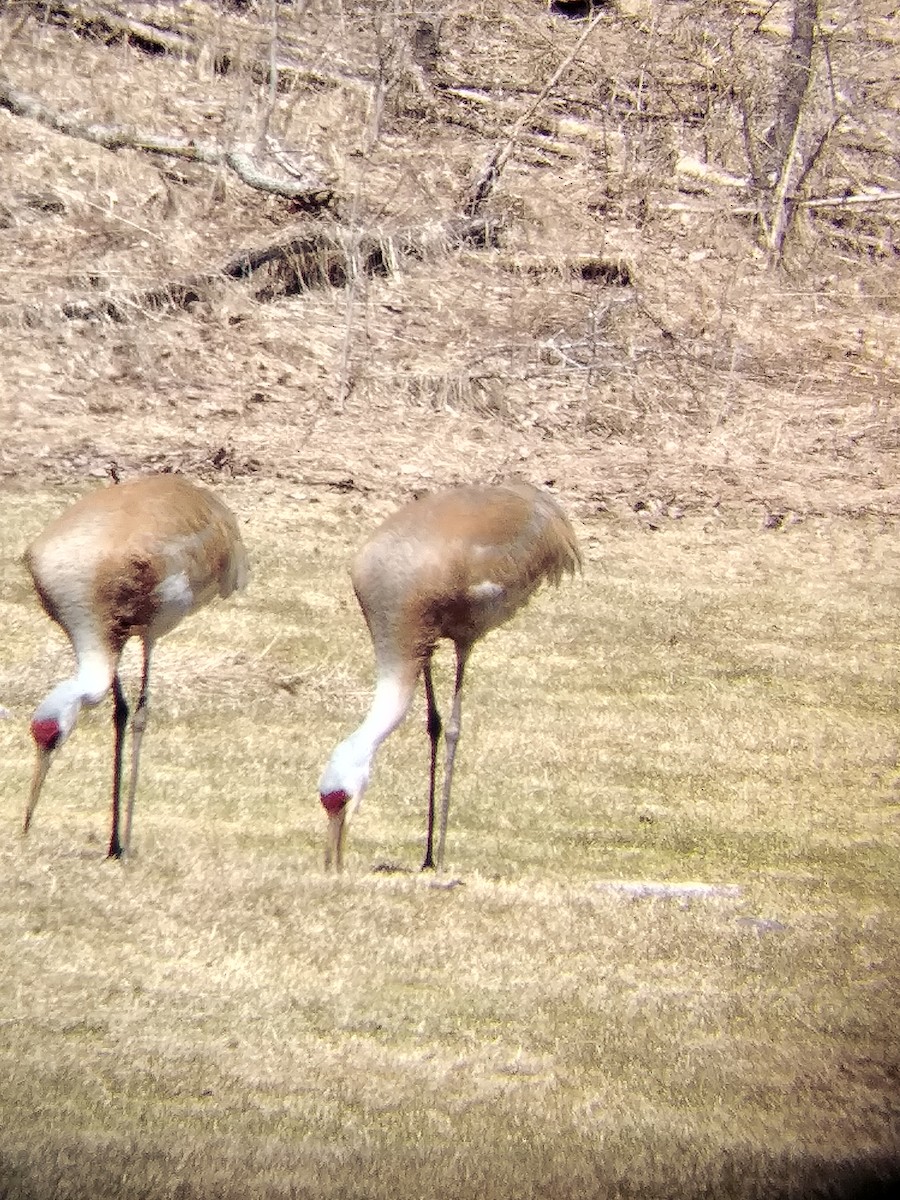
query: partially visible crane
318 480 581 872
24 474 249 858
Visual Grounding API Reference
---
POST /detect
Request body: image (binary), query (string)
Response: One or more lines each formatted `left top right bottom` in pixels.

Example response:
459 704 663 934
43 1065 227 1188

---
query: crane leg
421 655 442 870
108 674 129 859
435 644 470 873
122 642 153 857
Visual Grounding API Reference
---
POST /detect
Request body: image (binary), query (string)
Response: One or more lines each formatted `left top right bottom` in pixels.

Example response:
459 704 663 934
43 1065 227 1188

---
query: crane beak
23 746 53 836
324 807 347 873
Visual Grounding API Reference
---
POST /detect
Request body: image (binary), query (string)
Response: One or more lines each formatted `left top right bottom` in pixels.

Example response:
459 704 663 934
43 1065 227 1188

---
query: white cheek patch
468 580 505 602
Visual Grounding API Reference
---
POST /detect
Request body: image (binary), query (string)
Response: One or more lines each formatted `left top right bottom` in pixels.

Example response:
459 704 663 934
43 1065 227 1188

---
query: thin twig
465 13 604 216
764 85 804 254
800 188 900 209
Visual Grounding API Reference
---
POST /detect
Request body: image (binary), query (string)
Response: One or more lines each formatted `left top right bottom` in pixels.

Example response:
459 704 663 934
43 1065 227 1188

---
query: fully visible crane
23 474 249 858
318 480 581 872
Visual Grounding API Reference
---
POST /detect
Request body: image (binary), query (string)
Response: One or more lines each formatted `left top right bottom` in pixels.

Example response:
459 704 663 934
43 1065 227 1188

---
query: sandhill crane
318 480 581 872
23 474 249 858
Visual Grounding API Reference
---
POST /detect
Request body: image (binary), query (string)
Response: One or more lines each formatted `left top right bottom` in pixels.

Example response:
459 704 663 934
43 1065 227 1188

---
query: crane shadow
371 861 465 889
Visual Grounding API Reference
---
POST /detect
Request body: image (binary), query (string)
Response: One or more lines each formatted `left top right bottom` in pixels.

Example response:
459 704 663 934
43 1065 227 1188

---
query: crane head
29 683 81 755
31 717 63 752
24 684 82 836
320 788 350 816
318 734 373 872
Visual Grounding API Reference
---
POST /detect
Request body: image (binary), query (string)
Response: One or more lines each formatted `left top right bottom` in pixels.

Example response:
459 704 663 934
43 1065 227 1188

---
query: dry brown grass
1 2 899 1197
2 487 900 1200
0 0 897 517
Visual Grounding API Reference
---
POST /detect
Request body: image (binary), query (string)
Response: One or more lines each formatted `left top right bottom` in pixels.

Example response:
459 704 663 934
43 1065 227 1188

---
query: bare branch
764 98 805 254
800 189 900 210
768 0 818 176
789 113 843 201
0 76 334 203
464 13 604 216
661 188 899 218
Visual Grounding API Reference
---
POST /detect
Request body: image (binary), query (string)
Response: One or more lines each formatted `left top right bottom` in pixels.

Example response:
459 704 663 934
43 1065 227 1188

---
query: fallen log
14 216 500 324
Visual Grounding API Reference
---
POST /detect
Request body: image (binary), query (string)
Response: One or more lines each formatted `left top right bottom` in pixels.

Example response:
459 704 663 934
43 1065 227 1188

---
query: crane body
319 481 581 872
24 474 249 857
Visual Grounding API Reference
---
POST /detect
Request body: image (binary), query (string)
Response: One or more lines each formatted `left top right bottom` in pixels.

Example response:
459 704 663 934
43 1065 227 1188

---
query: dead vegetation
0 0 897 520
2 487 900 1200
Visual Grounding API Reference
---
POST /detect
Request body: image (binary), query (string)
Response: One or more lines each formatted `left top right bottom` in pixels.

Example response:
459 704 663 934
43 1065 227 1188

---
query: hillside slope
1 0 898 520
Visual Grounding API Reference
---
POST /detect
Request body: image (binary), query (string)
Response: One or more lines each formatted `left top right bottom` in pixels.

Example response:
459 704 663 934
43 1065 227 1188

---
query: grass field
1 4 898 1195
1 482 898 1200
